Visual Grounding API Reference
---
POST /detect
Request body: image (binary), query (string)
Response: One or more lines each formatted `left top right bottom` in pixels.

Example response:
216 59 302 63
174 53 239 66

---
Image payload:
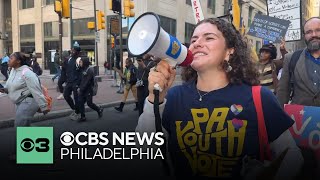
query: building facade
3 0 277 70
0 0 12 57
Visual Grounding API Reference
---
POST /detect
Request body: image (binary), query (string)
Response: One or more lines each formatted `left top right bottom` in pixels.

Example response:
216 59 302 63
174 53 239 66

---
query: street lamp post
93 0 99 75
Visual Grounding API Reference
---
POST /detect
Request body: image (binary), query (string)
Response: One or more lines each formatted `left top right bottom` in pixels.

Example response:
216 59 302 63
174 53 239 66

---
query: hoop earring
223 60 232 72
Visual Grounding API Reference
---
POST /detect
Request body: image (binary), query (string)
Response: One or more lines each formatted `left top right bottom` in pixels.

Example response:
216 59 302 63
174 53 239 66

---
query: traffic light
109 0 121 13
123 0 135 17
97 10 106 30
87 22 95 30
54 0 62 13
61 0 70 18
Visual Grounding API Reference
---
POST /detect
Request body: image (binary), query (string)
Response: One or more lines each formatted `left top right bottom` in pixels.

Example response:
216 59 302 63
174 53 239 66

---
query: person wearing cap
257 40 287 94
257 43 278 93
63 44 82 121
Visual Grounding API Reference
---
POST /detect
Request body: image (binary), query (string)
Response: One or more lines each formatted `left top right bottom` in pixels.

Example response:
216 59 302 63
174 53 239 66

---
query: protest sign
284 104 320 160
267 0 301 41
247 14 290 43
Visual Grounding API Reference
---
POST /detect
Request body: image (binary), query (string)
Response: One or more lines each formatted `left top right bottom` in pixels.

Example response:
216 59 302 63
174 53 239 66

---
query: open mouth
193 52 207 58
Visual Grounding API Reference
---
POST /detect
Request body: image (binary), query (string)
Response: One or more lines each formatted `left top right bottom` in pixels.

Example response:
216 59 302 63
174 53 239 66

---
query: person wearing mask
77 57 103 122
0 52 49 126
63 45 82 120
1 53 9 81
114 58 138 112
136 18 303 179
136 54 157 115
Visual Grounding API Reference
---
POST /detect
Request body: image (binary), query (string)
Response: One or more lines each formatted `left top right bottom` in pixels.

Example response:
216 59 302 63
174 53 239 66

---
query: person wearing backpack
114 58 138 112
0 52 49 126
77 57 103 122
277 17 320 107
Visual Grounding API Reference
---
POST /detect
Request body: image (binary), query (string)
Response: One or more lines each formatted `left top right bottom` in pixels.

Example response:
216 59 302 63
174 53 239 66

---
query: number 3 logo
20 138 50 152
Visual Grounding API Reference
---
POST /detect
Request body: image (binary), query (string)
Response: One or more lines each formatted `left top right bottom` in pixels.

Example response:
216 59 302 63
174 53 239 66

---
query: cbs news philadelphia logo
16 127 53 164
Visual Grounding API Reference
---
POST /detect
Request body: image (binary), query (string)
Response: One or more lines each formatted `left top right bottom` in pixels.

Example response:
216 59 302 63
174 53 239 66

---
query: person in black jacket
56 50 70 100
77 57 103 122
136 54 157 116
63 45 82 121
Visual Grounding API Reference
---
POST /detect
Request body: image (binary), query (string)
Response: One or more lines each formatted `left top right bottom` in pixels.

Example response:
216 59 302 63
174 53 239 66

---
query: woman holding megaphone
136 18 303 179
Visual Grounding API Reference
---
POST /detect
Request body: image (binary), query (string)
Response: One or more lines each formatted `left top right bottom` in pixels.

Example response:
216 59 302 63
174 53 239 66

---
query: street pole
58 13 63 58
118 1 124 93
70 0 73 48
93 0 99 75
119 13 123 74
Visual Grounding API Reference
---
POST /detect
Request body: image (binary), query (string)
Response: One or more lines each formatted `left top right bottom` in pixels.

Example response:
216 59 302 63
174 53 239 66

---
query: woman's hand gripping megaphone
147 60 176 103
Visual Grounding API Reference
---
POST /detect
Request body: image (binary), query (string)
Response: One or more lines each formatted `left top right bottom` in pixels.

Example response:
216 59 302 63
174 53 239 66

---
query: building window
207 0 216 14
20 24 35 39
185 23 195 44
44 22 53 37
20 0 34 9
44 0 55 5
158 15 176 37
73 18 95 36
186 0 191 6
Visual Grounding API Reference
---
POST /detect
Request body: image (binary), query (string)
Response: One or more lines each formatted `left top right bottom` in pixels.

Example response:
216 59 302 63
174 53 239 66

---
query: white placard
267 0 301 41
191 0 204 24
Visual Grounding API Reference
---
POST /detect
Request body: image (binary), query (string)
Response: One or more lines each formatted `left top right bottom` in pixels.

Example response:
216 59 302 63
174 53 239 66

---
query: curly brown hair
181 18 260 86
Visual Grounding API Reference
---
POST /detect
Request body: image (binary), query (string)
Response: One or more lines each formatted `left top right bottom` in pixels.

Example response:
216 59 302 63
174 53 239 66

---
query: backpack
288 49 304 101
38 67 43 76
92 76 98 96
38 84 52 113
85 66 98 96
22 68 52 112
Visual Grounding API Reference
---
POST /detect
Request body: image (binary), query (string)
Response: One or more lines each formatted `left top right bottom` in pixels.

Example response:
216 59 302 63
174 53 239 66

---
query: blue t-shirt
162 81 294 179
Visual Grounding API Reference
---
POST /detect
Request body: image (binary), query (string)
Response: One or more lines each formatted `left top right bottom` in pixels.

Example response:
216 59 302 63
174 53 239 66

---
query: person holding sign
257 39 288 94
277 17 320 107
136 18 303 179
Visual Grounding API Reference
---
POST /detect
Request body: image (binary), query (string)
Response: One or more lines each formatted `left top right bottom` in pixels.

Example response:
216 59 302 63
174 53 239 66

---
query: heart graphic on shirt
230 104 243 115
232 118 244 130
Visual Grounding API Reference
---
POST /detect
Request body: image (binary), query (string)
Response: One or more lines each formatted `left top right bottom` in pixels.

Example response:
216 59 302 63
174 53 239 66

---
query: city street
0 104 168 178
0 68 134 124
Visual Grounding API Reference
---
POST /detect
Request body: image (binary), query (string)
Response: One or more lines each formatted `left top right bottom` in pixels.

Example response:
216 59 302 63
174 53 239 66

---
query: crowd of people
0 15 319 179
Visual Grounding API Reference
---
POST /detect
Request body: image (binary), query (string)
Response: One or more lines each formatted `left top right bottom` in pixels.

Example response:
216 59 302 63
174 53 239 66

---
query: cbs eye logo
60 132 74 146
20 138 50 152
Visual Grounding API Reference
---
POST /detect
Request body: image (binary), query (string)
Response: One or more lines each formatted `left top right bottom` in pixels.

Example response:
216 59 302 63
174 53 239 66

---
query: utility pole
93 0 99 75
119 13 123 73
70 0 73 48
58 13 63 58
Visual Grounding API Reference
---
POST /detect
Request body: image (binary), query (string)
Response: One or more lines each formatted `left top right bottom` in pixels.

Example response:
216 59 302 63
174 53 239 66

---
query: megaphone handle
154 83 163 92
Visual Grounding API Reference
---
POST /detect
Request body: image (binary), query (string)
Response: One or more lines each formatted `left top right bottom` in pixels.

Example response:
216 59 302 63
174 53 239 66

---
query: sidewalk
0 66 183 129
0 68 135 129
